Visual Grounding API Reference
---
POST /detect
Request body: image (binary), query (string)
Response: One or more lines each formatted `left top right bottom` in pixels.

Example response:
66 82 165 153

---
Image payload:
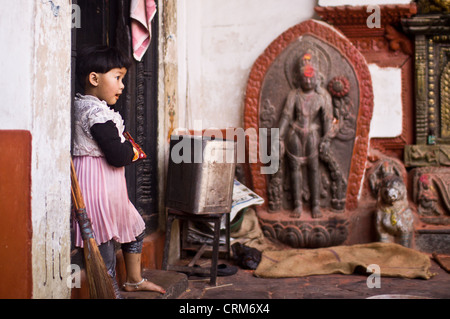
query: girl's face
91 67 127 105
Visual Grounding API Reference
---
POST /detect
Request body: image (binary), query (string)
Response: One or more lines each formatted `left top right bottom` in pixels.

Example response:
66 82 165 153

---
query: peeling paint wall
0 0 72 298
31 0 72 299
158 0 180 262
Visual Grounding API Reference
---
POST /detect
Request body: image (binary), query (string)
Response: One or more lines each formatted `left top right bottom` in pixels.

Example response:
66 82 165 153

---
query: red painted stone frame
243 19 374 211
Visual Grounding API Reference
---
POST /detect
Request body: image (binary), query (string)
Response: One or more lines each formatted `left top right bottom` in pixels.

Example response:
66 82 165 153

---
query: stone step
119 269 188 299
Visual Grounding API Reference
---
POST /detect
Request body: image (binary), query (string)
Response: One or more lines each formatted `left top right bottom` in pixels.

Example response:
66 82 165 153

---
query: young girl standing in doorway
72 45 165 297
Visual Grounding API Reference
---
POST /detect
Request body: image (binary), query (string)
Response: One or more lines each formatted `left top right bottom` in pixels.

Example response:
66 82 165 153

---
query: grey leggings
97 232 145 298
98 231 145 279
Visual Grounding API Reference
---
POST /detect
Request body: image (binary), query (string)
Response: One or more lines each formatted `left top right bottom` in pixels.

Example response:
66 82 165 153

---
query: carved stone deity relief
244 20 374 248
261 35 358 218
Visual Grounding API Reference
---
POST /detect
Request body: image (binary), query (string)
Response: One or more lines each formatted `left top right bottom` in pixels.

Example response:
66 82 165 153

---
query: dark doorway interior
71 0 160 233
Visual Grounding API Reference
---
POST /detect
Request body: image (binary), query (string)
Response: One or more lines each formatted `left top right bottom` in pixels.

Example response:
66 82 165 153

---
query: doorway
71 0 160 233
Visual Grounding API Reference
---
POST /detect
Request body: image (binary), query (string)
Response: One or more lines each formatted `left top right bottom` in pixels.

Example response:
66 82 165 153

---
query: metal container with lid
165 135 236 214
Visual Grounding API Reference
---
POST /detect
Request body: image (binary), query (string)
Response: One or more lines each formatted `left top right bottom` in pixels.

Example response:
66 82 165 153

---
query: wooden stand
162 208 230 285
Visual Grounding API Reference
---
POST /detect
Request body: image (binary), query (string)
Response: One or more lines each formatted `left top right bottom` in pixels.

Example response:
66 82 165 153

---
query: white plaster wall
178 0 318 130
369 64 403 138
0 1 34 130
0 0 72 298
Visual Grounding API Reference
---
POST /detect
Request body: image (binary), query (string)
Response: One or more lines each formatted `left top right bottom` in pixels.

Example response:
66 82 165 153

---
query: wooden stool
162 208 230 285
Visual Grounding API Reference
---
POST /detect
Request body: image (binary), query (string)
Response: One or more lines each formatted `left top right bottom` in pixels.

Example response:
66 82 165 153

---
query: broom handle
70 159 85 211
70 159 95 241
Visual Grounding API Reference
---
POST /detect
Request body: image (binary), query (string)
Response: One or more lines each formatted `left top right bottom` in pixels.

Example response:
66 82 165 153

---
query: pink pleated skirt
73 156 146 247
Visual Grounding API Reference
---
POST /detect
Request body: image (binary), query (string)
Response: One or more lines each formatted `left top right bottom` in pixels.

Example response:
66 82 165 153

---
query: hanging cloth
130 0 157 61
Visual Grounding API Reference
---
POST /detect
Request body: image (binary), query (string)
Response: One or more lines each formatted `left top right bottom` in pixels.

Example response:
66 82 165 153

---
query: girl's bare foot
123 278 166 294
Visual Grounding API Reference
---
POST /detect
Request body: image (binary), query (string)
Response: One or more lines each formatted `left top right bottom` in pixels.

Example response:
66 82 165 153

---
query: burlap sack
254 242 434 279
231 208 285 252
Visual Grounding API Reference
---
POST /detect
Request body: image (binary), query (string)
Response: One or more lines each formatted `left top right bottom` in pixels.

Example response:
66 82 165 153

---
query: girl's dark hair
76 45 132 91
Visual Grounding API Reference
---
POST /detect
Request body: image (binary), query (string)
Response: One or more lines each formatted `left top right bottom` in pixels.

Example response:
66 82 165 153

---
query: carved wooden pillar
402 4 450 253
403 13 450 164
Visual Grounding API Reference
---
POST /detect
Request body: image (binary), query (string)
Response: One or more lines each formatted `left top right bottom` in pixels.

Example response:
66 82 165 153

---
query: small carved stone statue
417 174 440 216
276 51 333 219
375 175 414 247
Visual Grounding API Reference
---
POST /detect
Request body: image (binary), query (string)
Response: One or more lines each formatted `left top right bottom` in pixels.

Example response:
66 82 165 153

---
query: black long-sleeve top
90 120 134 167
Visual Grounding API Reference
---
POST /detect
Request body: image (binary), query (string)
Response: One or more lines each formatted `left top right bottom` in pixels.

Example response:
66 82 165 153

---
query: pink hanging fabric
130 0 157 61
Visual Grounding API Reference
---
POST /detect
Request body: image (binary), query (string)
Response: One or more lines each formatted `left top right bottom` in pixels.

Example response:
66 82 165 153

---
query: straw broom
70 159 117 299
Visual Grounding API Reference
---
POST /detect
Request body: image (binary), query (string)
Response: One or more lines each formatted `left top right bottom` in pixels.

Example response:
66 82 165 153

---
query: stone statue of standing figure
277 51 334 219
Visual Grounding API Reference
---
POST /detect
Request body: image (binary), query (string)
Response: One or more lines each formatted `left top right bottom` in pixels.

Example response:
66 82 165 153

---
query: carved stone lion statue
375 175 414 247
